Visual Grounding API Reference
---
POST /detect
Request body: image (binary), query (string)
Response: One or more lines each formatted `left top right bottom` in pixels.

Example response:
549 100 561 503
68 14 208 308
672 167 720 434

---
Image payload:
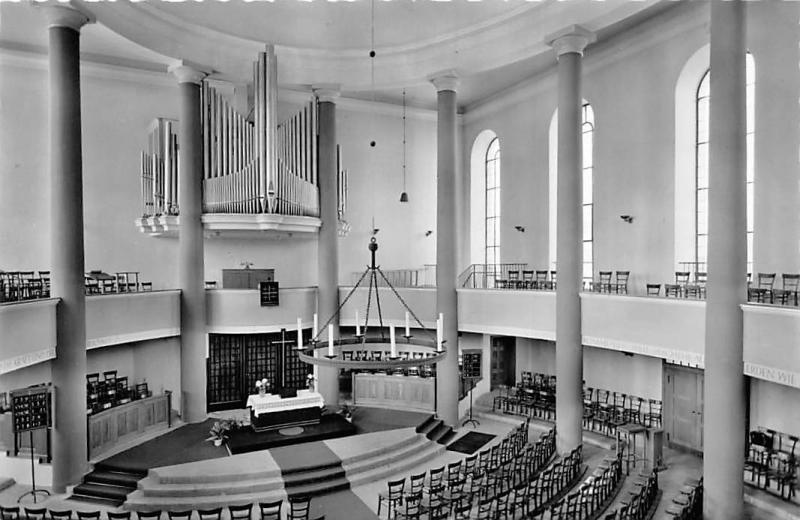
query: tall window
582 103 595 282
695 54 754 273
485 137 501 266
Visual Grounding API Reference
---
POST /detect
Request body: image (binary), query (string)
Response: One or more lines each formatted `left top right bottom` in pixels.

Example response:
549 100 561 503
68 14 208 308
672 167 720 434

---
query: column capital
546 25 596 57
169 60 210 85
429 70 460 93
313 84 341 103
40 3 95 32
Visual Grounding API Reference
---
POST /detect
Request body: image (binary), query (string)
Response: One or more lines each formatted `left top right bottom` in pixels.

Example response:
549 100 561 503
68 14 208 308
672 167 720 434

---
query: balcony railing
457 263 529 289
349 265 436 288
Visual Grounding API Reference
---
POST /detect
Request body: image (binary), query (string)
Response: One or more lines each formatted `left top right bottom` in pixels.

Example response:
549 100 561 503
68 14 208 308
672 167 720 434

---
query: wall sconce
425 230 433 237
620 215 634 224
372 228 380 235
514 225 525 233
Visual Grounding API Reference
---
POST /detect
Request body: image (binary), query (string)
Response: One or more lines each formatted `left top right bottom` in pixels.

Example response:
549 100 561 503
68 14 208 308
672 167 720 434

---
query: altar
245 389 324 432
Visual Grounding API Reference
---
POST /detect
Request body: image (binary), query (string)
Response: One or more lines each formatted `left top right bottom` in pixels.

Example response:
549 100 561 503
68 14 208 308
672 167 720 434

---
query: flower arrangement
206 420 231 446
306 374 315 390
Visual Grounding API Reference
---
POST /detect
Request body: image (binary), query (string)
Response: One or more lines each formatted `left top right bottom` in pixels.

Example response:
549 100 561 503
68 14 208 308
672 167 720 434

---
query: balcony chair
745 429 774 488
684 271 707 299
521 270 534 289
674 271 691 296
614 271 630 294
646 283 661 296
748 272 776 304
507 270 521 289
594 271 613 293
774 274 799 306
534 270 549 290
550 270 558 289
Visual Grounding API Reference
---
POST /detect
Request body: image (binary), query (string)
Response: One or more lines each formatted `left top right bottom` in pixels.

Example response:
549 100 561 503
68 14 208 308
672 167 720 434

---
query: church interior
1 1 800 519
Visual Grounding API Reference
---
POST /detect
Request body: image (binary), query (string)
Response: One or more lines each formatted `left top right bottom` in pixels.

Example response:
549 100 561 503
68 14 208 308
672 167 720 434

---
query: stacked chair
547 452 626 520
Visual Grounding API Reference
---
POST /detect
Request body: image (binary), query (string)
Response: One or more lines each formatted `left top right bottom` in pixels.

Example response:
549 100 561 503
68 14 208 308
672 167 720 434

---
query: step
284 476 350 498
348 440 446 488
343 435 430 476
338 430 423 467
94 464 148 479
73 482 132 502
415 415 437 434
419 418 442 437
138 475 284 497
283 466 346 489
438 429 457 445
86 470 142 489
68 494 126 508
280 459 341 476
427 423 452 443
125 489 288 511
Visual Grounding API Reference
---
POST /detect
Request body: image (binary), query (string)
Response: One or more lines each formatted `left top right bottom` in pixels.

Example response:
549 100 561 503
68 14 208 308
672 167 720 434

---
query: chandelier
296 238 446 369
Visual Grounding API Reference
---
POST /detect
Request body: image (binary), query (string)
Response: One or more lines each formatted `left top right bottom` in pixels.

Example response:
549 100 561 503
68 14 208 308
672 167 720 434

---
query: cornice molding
86 328 180 351
0 347 57 375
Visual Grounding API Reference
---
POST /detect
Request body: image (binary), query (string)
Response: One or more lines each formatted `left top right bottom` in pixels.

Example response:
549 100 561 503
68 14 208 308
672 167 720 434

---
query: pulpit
245 389 324 432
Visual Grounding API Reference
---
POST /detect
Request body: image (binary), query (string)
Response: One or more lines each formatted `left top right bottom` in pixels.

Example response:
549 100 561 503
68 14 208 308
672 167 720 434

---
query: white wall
750 380 800 436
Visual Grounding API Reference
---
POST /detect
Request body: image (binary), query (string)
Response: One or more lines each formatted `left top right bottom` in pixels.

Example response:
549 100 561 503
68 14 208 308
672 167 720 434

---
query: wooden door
490 336 516 390
664 365 704 452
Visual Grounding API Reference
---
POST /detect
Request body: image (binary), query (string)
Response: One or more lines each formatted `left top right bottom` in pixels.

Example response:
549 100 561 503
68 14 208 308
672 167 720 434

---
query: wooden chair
614 271 630 294
507 270 521 289
107 513 131 520
644 399 662 428
204 281 217 289
227 504 252 520
534 270 549 290
257 500 282 520
748 272 776 303
378 478 406 518
1 508 20 520
550 270 558 290
24 510 46 520
166 512 192 520
595 271 613 293
48 512 72 520
522 270 534 289
774 274 800 306
135 513 161 520
646 283 661 296
664 283 681 297
196 509 222 520
674 271 691 296
287 496 311 520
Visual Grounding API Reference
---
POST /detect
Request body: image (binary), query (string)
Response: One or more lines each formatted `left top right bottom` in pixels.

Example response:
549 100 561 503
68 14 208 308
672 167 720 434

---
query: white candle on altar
390 325 397 358
328 324 334 357
436 314 443 352
355 309 361 336
313 313 318 337
297 317 302 347
405 311 410 337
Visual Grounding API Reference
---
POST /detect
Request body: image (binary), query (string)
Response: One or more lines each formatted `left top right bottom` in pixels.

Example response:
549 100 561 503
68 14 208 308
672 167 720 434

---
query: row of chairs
495 270 557 290
744 427 798 500
586 271 630 295
548 452 624 520
0 499 321 520
665 477 703 519
650 271 800 306
602 470 660 520
379 423 555 519
0 270 50 301
583 388 663 436
86 371 151 414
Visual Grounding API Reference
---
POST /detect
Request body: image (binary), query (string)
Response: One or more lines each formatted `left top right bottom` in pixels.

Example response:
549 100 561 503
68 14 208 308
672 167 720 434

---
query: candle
390 325 397 358
313 313 318 337
437 315 443 352
297 317 302 348
405 311 410 337
328 324 334 357
355 309 361 336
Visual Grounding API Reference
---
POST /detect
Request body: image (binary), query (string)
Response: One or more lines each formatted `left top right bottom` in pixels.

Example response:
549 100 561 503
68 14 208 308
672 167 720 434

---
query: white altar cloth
245 389 324 417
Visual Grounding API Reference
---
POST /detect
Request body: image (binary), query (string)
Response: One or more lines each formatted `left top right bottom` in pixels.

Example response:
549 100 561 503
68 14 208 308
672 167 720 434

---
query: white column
44 3 93 493
703 1 747 517
314 86 341 406
430 72 460 427
546 25 595 454
170 61 209 423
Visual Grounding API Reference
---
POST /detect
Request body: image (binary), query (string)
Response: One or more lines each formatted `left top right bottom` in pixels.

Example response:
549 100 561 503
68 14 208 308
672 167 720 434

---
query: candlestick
328 324 334 357
355 309 361 336
297 317 302 348
390 325 397 358
313 313 318 337
436 315 443 352
405 311 410 337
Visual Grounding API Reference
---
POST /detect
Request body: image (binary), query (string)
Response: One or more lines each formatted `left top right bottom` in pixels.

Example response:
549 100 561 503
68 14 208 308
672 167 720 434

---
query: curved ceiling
82 1 659 93
1 0 669 109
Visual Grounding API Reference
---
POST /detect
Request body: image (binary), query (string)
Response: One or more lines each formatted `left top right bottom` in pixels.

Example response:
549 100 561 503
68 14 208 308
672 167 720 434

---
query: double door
664 365 704 452
207 330 311 412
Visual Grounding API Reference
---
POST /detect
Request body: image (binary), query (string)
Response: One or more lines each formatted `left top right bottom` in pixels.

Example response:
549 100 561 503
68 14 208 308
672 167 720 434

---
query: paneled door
490 336 516 390
664 365 704 452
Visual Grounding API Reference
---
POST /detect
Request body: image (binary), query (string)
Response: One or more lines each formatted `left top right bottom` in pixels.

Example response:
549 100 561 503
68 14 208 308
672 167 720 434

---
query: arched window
694 54 754 273
485 137 501 266
582 103 595 282
548 102 594 282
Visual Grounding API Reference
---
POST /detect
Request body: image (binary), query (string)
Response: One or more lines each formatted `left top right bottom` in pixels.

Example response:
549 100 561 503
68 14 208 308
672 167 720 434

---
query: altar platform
227 413 356 454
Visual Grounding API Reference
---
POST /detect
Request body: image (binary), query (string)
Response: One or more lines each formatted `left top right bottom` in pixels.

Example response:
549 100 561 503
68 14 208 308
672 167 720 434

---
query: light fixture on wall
514 225 525 233
399 89 409 203
620 215 634 224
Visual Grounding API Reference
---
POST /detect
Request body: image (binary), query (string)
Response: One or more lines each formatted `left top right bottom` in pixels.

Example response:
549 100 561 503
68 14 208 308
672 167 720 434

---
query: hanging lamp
399 89 409 203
